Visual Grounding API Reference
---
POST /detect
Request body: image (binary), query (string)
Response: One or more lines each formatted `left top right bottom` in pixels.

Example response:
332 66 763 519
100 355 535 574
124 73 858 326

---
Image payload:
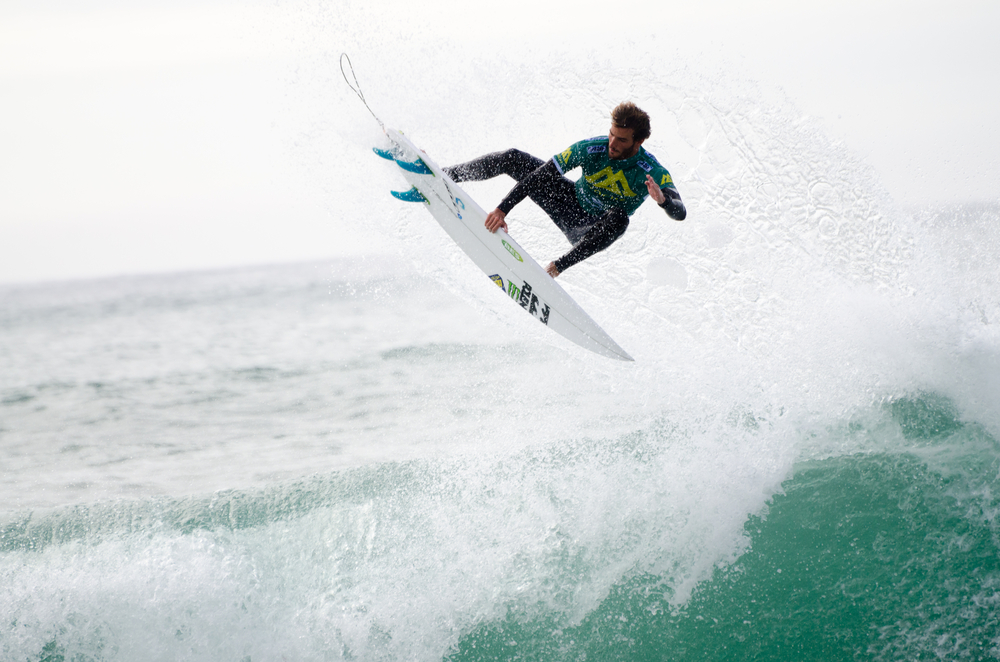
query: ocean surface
4 51 1000 660
3 199 999 660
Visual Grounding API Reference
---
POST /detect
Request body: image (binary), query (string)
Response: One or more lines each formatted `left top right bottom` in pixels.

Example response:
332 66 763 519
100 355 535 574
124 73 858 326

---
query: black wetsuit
445 147 685 272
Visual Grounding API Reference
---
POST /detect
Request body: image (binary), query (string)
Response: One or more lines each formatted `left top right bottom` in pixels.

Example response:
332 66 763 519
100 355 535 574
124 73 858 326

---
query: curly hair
610 101 651 142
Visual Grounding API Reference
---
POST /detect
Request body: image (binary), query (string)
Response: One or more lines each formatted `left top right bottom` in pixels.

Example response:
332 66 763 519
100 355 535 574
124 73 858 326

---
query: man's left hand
645 175 666 204
545 262 560 278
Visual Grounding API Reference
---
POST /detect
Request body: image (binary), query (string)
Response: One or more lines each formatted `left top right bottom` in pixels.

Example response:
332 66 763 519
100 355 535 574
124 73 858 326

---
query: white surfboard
376 128 633 362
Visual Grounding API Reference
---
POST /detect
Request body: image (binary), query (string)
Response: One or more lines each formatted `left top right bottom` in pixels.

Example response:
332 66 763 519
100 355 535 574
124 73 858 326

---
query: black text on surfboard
489 275 551 325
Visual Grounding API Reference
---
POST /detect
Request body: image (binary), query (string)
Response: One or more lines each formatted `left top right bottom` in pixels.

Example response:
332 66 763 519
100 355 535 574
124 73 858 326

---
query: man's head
608 102 651 159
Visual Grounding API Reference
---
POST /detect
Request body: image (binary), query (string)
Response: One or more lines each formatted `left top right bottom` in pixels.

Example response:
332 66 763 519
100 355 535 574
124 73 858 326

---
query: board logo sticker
488 274 505 291
502 240 523 262
506 279 550 325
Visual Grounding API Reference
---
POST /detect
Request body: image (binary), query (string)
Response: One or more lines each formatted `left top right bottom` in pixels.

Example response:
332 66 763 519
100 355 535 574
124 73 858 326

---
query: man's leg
451 154 616 269
445 149 544 183
492 160 592 240
553 209 630 273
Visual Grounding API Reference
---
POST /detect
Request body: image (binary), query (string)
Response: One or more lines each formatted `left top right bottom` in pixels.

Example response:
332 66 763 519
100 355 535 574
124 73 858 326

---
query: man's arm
484 160 562 234
644 174 686 220
484 208 508 233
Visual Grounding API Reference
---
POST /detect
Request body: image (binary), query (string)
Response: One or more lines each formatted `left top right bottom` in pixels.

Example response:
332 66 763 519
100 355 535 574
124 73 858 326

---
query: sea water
4 59 1000 662
4 206 998 660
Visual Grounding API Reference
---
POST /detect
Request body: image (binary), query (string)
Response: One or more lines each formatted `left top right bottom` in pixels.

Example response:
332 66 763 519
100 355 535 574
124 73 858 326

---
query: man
444 102 686 278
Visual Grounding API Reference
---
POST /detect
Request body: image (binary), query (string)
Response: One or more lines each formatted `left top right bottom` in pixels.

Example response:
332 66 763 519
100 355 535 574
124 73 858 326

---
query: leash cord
340 53 384 132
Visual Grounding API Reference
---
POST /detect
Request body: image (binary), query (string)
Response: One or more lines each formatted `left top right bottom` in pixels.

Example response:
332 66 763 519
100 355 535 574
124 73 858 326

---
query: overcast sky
2 0 997 284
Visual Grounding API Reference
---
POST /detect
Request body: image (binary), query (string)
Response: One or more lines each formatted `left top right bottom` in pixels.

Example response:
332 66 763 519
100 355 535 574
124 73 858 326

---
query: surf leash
340 53 385 133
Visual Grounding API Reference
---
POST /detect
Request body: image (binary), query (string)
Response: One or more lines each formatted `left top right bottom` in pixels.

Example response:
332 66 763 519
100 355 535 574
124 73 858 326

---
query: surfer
444 102 686 278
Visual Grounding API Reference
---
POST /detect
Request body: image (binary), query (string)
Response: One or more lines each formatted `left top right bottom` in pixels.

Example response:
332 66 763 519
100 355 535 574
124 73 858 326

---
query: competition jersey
552 136 677 217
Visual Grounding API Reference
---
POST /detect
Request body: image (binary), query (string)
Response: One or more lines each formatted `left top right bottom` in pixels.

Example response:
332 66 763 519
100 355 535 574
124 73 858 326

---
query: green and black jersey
552 136 677 217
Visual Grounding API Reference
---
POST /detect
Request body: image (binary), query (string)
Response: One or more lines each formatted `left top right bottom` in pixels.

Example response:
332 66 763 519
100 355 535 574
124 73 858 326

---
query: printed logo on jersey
585 167 637 197
502 240 524 262
637 160 652 172
660 173 673 186
587 145 607 154
488 274 505 291
558 147 573 164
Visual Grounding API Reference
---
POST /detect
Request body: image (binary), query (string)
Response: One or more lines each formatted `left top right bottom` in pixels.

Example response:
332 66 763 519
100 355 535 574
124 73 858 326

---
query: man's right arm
497 160 560 214
484 160 562 233
484 208 508 233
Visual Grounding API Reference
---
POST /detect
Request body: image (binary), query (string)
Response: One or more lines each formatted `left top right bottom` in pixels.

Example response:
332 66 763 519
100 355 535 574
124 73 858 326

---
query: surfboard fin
394 157 433 175
374 146 433 176
391 186 427 203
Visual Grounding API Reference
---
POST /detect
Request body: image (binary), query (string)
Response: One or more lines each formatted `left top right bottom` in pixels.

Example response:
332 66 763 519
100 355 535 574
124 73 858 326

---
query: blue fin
395 157 433 175
373 147 395 161
391 186 427 203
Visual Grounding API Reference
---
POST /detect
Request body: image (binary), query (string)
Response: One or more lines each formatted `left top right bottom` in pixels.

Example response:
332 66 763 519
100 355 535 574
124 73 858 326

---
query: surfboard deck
377 129 633 362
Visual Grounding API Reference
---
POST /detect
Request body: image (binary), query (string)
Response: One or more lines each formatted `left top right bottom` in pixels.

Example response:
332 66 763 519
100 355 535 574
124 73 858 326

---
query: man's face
608 125 642 159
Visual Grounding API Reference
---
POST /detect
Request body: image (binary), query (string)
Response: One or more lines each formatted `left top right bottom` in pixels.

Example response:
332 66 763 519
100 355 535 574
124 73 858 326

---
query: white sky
1 0 997 284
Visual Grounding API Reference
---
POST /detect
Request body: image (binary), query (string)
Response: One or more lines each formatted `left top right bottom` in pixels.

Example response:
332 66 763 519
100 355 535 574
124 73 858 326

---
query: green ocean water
7 392 996 662
448 395 1000 662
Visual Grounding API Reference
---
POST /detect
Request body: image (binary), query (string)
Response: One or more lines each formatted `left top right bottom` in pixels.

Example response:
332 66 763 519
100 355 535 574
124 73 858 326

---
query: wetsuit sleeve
646 164 685 220
497 159 561 215
659 187 686 220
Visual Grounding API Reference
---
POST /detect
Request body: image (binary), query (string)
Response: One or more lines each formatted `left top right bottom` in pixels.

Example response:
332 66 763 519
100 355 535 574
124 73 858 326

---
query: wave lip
4 393 998 661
